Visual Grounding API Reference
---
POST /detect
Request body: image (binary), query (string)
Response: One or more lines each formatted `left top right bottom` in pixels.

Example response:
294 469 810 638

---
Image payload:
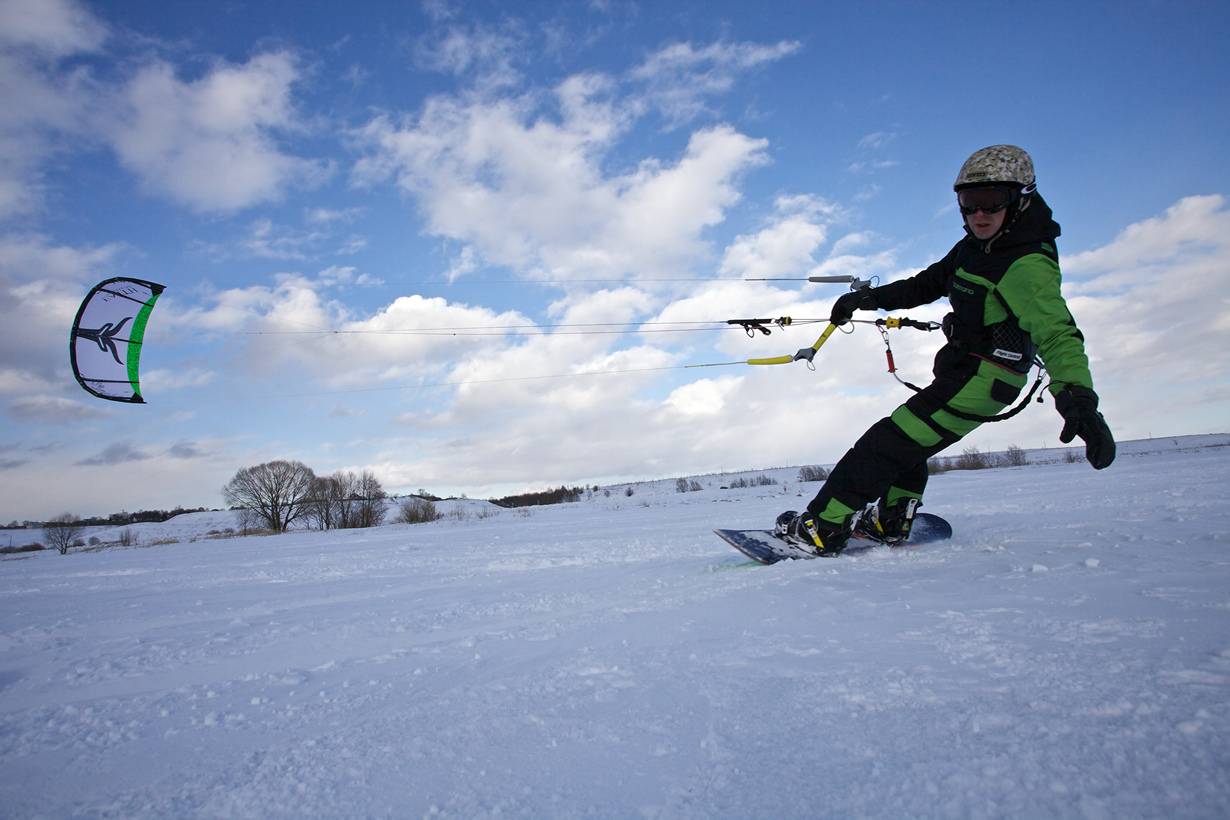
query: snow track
2 444 1229 817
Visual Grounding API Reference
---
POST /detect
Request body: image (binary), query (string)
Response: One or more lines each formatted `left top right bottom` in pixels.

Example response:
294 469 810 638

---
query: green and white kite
70 277 165 403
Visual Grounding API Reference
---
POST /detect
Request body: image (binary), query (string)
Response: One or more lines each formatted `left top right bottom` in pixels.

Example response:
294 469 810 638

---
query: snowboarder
777 145 1115 555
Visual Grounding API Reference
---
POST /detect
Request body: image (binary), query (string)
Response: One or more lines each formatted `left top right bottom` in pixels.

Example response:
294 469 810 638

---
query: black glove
1055 385 1116 469
830 288 877 325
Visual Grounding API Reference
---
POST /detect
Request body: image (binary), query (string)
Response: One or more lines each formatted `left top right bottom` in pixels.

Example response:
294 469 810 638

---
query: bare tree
303 470 387 530
1003 444 1029 467
44 513 85 555
326 471 360 529
397 497 440 524
798 465 829 482
354 470 387 528
955 446 991 470
306 475 342 531
222 460 317 532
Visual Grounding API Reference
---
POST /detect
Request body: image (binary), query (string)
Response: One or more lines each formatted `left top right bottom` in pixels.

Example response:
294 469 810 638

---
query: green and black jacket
871 193 1093 396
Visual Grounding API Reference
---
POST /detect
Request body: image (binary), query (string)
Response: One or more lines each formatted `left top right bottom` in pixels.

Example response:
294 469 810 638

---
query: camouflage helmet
953 145 1036 192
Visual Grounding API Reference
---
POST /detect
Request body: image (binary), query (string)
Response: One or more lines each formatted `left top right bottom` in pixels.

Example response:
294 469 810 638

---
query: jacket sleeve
996 253 1094 394
871 242 959 310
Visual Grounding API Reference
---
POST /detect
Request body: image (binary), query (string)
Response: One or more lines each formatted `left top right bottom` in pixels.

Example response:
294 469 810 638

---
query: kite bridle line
144 273 1027 409
229 274 952 397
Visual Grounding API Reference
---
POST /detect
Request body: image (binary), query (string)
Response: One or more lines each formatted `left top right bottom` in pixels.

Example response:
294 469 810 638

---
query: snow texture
2 436 1229 818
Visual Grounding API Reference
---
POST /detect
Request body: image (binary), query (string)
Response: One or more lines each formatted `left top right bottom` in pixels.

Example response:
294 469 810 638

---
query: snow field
1 442 1229 817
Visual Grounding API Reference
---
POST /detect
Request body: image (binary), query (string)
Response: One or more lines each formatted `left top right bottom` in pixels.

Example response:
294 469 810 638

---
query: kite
70 277 165 403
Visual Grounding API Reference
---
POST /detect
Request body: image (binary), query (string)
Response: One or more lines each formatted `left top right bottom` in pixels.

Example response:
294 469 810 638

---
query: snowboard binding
855 498 920 545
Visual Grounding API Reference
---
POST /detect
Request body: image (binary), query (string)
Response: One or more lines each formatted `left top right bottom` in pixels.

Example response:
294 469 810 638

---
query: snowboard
714 512 953 565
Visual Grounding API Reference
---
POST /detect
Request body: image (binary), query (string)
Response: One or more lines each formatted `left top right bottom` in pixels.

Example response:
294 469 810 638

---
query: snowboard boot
858 497 920 545
774 510 850 556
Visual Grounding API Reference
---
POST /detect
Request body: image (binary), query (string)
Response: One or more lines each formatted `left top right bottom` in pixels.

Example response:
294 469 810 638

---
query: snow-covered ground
2 438 1229 818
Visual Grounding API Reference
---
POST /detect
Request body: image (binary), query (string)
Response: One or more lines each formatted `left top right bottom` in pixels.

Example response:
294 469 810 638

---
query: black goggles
957 186 1018 216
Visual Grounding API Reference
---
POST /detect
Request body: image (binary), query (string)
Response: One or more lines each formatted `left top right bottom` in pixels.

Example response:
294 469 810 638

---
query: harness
943 288 1038 375
879 286 1048 424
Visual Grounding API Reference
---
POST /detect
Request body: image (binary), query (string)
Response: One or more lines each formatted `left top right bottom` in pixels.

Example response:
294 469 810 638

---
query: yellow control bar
746 322 839 366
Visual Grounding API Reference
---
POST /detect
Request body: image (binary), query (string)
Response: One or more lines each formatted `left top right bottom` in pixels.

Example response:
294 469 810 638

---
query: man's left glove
830 288 878 325
1055 385 1116 469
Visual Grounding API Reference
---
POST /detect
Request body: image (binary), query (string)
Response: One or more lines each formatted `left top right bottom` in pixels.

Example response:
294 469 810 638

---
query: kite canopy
70 277 165 403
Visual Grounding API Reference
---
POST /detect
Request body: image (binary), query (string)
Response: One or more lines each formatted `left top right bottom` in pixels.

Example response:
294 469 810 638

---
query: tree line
5 506 211 531
490 485 587 508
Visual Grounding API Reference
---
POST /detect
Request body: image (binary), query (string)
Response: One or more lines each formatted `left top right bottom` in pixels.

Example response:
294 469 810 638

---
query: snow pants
807 355 1027 526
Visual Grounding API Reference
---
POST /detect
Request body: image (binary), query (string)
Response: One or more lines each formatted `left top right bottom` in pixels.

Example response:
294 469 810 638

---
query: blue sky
2 0 1229 522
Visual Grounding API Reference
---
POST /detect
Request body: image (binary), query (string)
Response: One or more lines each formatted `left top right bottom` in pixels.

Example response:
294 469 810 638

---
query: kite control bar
725 276 938 370
737 315 939 370
744 322 840 367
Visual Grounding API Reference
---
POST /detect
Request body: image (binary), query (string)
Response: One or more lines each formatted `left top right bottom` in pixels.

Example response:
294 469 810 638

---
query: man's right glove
830 288 878 325
1055 385 1116 470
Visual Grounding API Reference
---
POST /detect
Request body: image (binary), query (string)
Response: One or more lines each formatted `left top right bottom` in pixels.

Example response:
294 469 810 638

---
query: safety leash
874 318 1048 423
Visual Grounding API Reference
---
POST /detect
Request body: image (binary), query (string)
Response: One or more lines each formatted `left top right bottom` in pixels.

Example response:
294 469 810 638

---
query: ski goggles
957 186 1018 216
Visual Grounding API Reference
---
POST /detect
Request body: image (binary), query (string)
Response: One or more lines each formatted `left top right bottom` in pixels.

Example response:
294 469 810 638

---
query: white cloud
720 195 838 280
807 249 899 280
305 206 363 225
629 40 801 126
354 37 801 285
336 235 367 255
854 183 882 203
1 17 326 220
0 366 55 394
176 276 539 390
420 0 458 24
317 265 382 287
326 294 535 387
848 128 901 178
830 231 876 255
857 131 897 151
651 279 792 327
663 375 742 417
175 279 308 333
444 245 478 283
1058 195 1230 439
372 359 892 496
105 52 329 212
193 214 370 262
0 235 125 379
0 0 107 57
240 217 327 260
6 394 107 421
1065 194 1228 277
329 402 366 419
75 441 151 466
437 287 662 412
166 440 208 460
371 288 678 468
0 233 123 283
141 368 216 391
356 86 768 282
414 18 527 91
847 159 900 175
0 0 106 218
369 272 837 486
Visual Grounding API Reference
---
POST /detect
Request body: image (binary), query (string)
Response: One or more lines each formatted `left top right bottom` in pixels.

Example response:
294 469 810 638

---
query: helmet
954 145 1035 192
